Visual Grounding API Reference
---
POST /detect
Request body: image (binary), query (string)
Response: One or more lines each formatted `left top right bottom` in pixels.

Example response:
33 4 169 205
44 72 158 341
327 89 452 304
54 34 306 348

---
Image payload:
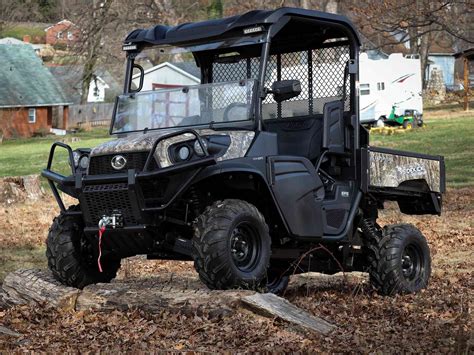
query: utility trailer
42 8 445 296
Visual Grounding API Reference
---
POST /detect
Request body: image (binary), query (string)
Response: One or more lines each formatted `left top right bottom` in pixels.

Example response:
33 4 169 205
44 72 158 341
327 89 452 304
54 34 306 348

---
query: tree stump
0 175 44 204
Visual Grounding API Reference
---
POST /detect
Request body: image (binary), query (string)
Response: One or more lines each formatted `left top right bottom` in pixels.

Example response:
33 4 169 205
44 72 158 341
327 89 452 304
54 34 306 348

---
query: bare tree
350 0 474 86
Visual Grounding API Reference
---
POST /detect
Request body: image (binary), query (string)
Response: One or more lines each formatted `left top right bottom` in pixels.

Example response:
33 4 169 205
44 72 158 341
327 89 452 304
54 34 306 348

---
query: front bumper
42 130 215 229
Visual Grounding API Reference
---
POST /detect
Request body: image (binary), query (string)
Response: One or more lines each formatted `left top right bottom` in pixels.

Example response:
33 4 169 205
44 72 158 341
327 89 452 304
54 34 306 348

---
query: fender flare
192 160 291 234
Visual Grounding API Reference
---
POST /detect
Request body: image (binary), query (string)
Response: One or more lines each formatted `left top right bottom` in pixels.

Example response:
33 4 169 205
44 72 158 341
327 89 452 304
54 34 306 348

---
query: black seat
264 115 323 162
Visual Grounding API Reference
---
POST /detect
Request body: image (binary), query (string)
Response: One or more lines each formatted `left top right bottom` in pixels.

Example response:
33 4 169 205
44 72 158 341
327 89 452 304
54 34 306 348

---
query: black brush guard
42 129 216 230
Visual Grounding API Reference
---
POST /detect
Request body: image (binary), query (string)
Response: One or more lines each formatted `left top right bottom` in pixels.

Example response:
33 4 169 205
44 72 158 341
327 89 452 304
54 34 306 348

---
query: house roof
48 65 121 104
0 37 26 45
0 37 44 51
133 61 201 82
172 62 201 79
44 19 76 31
0 45 72 108
125 7 360 47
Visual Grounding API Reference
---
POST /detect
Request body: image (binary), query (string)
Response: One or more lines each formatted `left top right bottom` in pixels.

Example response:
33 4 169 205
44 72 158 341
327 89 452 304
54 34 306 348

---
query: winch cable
97 218 109 272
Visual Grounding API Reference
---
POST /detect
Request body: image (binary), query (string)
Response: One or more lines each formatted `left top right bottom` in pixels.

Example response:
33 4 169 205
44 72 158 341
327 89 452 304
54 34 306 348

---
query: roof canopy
125 7 360 48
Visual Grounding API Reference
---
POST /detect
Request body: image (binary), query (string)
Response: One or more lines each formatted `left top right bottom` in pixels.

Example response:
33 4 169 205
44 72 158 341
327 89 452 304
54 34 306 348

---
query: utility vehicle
42 8 445 296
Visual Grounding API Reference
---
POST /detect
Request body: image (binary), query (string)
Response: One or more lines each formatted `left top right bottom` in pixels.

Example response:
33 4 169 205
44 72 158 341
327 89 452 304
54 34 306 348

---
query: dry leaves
0 189 473 352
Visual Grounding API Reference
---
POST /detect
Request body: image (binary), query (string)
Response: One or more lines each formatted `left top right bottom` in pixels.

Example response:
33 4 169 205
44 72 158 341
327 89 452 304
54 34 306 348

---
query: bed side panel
369 150 441 192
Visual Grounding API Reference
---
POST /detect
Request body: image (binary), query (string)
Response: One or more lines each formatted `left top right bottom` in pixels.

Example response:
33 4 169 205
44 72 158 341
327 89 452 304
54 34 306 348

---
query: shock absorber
360 218 382 241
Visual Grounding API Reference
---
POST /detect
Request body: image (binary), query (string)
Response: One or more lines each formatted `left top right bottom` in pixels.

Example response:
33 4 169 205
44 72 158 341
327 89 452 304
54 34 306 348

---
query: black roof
125 7 360 47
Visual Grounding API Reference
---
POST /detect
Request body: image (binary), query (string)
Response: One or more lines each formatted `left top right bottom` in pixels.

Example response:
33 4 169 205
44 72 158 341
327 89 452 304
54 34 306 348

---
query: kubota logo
111 155 127 170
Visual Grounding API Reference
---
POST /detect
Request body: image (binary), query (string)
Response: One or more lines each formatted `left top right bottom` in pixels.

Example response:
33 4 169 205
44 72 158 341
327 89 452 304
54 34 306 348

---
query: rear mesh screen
212 45 351 119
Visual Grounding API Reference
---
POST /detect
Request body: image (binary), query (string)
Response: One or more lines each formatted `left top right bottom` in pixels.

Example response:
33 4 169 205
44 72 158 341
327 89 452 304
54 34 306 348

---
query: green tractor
384 105 423 129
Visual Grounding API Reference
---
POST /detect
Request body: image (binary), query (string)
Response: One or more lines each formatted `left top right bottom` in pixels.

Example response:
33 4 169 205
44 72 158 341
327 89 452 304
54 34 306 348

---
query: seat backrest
264 115 323 162
322 100 345 154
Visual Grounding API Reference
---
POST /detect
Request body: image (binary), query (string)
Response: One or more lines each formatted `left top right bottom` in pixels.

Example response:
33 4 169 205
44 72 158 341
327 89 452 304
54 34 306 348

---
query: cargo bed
361 147 445 215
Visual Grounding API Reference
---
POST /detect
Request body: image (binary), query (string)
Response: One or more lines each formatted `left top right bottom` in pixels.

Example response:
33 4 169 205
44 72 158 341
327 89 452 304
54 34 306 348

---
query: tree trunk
79 0 114 104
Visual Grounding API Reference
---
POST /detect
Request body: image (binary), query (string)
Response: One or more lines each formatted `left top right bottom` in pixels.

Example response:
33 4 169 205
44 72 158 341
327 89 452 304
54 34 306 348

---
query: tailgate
367 147 445 193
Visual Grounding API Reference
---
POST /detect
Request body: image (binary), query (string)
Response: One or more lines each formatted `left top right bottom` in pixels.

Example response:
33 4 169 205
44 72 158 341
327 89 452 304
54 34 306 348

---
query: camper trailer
359 53 423 126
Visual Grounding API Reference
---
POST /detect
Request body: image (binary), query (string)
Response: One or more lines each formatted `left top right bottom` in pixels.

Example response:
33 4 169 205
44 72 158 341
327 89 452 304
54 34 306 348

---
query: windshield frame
118 31 272 135
109 79 259 135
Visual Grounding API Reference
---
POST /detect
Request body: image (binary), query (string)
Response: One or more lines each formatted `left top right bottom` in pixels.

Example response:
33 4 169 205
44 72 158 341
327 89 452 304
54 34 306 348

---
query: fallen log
1 269 339 334
241 293 336 335
1 269 252 317
2 269 80 311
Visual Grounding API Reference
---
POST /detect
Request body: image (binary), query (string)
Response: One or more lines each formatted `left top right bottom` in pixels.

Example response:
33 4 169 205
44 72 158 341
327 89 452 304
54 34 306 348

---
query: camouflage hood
90 129 255 168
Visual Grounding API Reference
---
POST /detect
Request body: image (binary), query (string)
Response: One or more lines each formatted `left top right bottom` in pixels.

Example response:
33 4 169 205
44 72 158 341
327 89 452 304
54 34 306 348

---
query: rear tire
192 199 271 291
46 205 121 289
366 223 431 295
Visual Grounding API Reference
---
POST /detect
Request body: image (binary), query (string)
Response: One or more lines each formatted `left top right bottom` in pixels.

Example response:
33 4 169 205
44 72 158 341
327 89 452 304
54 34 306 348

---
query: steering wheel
223 103 249 122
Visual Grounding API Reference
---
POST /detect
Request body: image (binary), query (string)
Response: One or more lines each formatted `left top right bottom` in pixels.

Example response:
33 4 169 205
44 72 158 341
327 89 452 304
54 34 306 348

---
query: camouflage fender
369 150 441 192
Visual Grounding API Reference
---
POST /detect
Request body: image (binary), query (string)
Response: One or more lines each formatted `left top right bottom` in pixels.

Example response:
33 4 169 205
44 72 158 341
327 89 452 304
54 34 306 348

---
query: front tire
367 223 431 295
46 205 121 289
403 120 413 129
192 199 271 291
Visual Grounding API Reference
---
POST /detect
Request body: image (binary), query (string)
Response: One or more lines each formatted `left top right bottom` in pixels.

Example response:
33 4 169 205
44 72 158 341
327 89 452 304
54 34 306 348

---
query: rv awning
124 7 360 48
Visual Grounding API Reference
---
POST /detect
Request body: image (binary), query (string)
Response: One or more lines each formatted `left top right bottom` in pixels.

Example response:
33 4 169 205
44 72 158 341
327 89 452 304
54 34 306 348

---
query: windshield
112 79 256 134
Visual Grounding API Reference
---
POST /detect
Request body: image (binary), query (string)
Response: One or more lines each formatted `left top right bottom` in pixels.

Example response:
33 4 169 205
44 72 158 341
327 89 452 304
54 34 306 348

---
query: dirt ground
0 189 472 352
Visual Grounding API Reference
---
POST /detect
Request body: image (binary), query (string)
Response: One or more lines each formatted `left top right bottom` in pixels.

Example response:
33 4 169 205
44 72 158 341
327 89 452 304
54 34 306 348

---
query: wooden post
464 57 469 111
63 105 69 130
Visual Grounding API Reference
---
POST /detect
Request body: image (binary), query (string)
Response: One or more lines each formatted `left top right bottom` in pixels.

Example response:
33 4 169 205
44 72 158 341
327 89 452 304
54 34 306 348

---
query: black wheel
365 223 431 296
46 205 121 289
402 120 413 129
266 266 289 295
192 199 271 290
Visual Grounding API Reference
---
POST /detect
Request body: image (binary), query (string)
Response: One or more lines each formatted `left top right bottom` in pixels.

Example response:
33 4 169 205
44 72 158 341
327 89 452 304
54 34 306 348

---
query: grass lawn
0 246 46 282
0 24 46 40
0 129 111 178
0 110 472 187
370 110 474 188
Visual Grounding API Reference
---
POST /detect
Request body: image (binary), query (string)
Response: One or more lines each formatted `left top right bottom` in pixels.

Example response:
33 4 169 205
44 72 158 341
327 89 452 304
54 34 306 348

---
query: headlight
72 151 81 167
193 139 208 156
78 155 90 169
178 146 190 161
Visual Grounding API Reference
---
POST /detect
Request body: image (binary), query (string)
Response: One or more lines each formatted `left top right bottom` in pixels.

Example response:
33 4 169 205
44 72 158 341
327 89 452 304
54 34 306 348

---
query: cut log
1 269 253 316
2 269 80 311
241 293 336 335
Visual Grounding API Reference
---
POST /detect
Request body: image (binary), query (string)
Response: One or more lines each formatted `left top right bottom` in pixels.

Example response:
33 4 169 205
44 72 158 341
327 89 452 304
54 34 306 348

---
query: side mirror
270 80 301 102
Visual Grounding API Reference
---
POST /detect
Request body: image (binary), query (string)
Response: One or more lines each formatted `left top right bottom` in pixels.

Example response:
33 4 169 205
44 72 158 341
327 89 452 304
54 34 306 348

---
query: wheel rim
230 222 260 272
401 244 423 282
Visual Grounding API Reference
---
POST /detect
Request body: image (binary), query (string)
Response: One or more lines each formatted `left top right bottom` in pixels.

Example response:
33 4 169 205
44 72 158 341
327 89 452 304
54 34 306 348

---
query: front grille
89 152 157 175
82 183 137 225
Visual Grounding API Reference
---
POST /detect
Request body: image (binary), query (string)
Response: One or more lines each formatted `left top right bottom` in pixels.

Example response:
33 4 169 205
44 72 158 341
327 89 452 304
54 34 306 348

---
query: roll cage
120 7 361 135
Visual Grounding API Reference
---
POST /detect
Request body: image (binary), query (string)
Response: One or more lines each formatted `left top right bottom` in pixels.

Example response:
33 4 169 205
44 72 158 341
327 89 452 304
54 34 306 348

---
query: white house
132 61 200 91
48 66 121 104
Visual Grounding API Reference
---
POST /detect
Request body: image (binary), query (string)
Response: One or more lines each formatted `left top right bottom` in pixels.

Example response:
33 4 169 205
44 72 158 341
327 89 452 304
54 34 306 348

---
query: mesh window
212 44 351 119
